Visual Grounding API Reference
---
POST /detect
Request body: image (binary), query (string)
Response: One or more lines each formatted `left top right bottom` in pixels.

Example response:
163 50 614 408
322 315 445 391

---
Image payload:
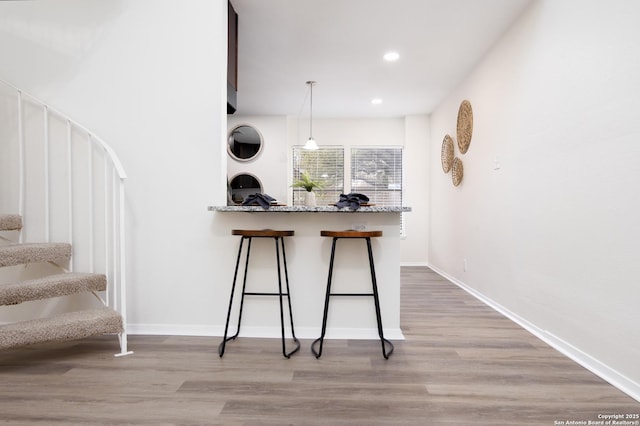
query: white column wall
213 211 403 340
429 0 640 397
0 0 229 332
401 115 430 265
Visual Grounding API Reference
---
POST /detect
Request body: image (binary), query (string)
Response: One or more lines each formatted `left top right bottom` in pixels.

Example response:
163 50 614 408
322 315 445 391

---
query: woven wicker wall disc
452 157 463 187
441 134 454 173
456 100 473 154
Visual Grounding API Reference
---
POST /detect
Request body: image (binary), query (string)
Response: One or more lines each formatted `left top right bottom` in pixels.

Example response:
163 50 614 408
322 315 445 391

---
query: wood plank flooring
1 266 638 425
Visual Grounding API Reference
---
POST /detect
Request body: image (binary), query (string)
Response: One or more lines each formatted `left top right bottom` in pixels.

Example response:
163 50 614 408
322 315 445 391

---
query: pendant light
304 80 319 150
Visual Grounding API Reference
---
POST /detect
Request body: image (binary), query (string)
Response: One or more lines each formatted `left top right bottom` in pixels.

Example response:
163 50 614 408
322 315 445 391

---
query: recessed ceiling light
383 51 400 62
371 98 383 105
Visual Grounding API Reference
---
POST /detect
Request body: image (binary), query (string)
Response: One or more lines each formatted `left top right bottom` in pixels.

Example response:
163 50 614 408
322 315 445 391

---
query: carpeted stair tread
0 307 122 350
0 214 22 232
0 242 72 268
0 272 106 306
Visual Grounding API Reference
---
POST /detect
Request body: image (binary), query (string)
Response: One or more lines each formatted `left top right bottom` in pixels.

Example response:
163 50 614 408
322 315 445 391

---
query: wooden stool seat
312 229 393 359
320 230 382 238
219 229 299 358
232 229 295 238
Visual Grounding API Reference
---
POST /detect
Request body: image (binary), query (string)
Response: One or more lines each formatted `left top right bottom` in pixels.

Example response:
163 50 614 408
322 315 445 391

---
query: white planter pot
304 191 316 207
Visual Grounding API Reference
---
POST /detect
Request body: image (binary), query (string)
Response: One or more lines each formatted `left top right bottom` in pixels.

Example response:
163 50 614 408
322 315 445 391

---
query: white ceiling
230 0 532 118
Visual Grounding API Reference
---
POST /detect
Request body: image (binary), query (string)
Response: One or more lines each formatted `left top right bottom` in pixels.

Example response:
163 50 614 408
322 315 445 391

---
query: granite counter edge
208 206 411 213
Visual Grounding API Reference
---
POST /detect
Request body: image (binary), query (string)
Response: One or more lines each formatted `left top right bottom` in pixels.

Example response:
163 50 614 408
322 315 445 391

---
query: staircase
0 79 132 356
0 214 124 350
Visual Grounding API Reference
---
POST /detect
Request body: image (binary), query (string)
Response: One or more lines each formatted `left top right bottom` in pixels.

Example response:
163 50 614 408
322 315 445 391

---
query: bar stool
311 230 394 359
219 229 300 358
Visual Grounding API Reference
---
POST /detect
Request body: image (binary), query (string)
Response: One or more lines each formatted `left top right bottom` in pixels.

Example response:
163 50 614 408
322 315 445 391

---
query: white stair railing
0 78 132 357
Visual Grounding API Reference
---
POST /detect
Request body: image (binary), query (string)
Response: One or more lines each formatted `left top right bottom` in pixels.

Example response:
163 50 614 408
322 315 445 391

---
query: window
351 147 405 237
292 147 344 206
351 147 403 207
292 147 404 236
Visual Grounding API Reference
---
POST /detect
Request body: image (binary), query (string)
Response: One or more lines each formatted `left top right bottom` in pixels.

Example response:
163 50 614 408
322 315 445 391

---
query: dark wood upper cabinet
227 1 238 114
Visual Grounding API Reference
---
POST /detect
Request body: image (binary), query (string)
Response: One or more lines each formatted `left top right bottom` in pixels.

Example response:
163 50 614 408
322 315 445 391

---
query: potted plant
291 172 323 206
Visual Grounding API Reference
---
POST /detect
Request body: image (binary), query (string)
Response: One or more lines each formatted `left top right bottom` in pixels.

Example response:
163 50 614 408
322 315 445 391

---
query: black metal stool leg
366 237 394 359
219 236 244 356
275 237 300 358
311 237 338 358
218 236 253 357
232 237 253 339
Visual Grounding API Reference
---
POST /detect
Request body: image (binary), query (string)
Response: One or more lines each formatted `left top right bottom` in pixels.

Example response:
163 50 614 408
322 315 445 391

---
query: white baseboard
127 324 404 341
127 324 221 337
428 264 640 403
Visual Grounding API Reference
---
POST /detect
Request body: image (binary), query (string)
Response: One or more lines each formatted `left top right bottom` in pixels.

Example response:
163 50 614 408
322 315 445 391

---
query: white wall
0 0 230 333
429 0 640 397
402 115 430 265
227 115 290 202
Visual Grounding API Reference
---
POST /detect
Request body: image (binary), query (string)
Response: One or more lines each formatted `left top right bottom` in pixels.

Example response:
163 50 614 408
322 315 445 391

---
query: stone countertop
208 205 411 213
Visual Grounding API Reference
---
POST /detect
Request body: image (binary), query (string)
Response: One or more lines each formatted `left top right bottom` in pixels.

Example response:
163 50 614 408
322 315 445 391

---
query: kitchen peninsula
209 205 410 341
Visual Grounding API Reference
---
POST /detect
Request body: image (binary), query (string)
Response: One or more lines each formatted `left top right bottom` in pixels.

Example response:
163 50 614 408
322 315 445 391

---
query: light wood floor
1 266 638 425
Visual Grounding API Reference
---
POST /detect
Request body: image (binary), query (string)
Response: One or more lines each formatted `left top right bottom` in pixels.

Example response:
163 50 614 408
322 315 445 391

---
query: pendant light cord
307 80 315 139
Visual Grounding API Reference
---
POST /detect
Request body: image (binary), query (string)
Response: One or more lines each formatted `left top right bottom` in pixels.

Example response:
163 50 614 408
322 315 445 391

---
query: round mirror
227 125 263 161
229 173 263 204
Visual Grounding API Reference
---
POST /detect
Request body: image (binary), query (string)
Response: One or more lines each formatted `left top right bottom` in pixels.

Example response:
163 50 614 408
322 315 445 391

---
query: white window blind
292 146 344 206
350 147 403 207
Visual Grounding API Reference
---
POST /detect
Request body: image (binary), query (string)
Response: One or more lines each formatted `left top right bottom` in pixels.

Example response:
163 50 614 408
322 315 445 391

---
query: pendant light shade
304 80 319 150
304 137 319 150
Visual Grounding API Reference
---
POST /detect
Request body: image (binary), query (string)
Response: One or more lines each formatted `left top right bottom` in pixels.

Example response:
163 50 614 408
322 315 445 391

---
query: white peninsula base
209 205 410 341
